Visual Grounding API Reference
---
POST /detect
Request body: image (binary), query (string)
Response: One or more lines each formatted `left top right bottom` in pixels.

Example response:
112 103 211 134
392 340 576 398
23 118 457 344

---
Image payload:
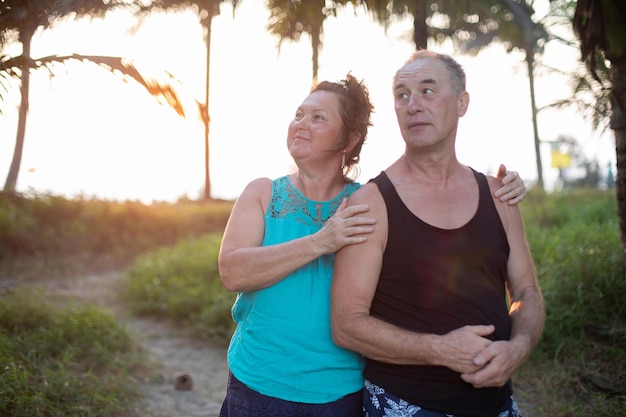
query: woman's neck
290 170 345 201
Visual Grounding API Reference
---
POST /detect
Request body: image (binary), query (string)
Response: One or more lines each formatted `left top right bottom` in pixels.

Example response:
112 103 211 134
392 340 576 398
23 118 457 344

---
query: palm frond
0 53 186 117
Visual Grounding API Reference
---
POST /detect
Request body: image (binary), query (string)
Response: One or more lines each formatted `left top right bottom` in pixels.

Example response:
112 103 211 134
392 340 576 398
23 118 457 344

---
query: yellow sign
551 150 571 168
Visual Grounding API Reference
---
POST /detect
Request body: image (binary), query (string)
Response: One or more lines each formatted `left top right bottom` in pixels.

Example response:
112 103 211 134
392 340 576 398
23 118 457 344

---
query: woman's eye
310 112 328 121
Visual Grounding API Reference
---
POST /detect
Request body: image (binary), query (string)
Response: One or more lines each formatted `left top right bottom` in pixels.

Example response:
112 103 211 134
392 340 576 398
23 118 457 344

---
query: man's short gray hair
401 50 466 95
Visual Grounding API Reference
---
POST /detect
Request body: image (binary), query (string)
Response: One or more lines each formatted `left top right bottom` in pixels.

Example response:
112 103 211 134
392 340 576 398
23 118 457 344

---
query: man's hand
436 325 496 374
460 339 528 388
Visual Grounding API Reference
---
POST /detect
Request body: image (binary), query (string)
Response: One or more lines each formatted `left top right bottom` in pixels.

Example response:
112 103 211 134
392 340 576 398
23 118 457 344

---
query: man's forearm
509 286 546 362
332 312 437 365
332 312 496 374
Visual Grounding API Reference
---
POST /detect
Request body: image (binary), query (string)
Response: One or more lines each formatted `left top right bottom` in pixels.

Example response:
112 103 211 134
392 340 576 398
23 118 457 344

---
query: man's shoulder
346 178 386 212
483 173 505 194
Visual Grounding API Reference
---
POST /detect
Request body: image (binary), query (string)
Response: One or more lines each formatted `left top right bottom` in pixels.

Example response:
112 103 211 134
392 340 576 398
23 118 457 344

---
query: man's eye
423 88 434 95
396 92 409 100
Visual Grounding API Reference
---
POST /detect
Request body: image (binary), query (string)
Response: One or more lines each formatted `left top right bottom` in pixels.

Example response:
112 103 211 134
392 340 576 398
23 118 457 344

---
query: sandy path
39 272 229 417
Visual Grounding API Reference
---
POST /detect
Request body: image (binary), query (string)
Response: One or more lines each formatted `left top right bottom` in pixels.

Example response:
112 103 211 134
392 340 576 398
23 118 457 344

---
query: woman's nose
294 116 309 127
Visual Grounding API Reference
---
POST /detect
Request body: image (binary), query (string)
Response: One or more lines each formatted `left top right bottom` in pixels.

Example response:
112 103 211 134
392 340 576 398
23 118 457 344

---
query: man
331 50 545 417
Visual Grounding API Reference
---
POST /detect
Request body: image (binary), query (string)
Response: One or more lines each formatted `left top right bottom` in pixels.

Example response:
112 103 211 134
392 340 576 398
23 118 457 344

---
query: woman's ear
346 132 361 153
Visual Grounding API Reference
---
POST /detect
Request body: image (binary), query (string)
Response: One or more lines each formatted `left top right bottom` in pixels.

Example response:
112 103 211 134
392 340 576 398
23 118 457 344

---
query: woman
218 74 525 417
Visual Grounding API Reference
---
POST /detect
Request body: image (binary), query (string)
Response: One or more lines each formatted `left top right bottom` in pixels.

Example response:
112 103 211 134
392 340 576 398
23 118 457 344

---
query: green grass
0 191 233 280
122 234 236 343
0 192 233 416
516 189 625 416
1 189 624 416
0 288 141 417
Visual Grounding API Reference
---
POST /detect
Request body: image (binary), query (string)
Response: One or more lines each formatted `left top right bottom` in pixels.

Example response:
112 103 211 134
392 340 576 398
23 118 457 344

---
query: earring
341 151 346 170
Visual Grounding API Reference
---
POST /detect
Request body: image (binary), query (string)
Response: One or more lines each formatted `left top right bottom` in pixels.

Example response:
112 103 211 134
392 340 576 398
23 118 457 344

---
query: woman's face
287 90 345 165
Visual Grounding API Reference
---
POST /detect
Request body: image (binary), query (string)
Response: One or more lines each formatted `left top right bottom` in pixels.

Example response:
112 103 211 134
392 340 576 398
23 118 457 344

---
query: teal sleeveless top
226 175 365 403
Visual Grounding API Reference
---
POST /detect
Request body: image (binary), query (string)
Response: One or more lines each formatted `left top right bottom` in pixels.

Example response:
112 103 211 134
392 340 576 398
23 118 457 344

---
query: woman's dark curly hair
311 73 374 179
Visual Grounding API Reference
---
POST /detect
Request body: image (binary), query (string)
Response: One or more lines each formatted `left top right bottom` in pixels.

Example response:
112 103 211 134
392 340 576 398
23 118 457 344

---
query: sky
0 0 616 203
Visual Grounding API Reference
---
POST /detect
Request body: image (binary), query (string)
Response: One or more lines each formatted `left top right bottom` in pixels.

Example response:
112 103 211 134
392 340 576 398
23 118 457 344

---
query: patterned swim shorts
363 379 522 417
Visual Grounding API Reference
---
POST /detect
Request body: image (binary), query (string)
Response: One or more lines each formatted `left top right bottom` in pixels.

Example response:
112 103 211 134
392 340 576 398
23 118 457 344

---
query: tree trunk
526 48 544 191
202 11 213 201
610 55 626 267
4 32 32 192
311 22 320 85
310 0 324 86
413 0 428 49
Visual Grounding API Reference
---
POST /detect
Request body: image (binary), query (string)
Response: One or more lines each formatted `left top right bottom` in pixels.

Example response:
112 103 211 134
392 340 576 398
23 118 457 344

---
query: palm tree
573 0 626 266
540 0 611 134
266 0 325 85
151 0 241 200
444 0 550 191
0 0 185 194
265 0 365 85
362 0 550 189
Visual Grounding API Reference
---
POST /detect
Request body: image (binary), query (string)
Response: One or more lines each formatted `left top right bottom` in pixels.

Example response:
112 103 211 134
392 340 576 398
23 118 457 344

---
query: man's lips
407 120 430 129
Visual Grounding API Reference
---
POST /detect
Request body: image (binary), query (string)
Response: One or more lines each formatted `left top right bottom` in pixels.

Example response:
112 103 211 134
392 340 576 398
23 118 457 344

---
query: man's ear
458 91 469 117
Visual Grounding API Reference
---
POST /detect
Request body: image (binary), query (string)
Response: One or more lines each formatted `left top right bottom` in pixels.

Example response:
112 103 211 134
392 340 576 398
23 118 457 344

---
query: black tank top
365 169 512 417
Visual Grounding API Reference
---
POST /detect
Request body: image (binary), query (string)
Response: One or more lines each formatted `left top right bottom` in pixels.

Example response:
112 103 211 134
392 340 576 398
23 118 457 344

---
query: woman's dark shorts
219 371 363 417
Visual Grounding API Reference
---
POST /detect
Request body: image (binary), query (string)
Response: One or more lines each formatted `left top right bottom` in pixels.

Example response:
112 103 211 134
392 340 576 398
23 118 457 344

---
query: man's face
392 57 468 150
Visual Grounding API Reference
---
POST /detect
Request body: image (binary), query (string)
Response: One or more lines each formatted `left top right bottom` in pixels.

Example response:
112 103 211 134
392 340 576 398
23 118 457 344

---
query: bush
122 234 236 343
518 189 625 416
0 191 233 279
523 190 624 354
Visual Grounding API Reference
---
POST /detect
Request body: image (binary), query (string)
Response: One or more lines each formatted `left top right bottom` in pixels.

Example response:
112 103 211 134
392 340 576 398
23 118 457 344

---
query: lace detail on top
268 176 359 227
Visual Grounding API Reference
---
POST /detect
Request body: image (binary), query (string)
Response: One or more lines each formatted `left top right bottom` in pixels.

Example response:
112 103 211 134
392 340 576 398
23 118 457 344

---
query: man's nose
408 95 424 113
